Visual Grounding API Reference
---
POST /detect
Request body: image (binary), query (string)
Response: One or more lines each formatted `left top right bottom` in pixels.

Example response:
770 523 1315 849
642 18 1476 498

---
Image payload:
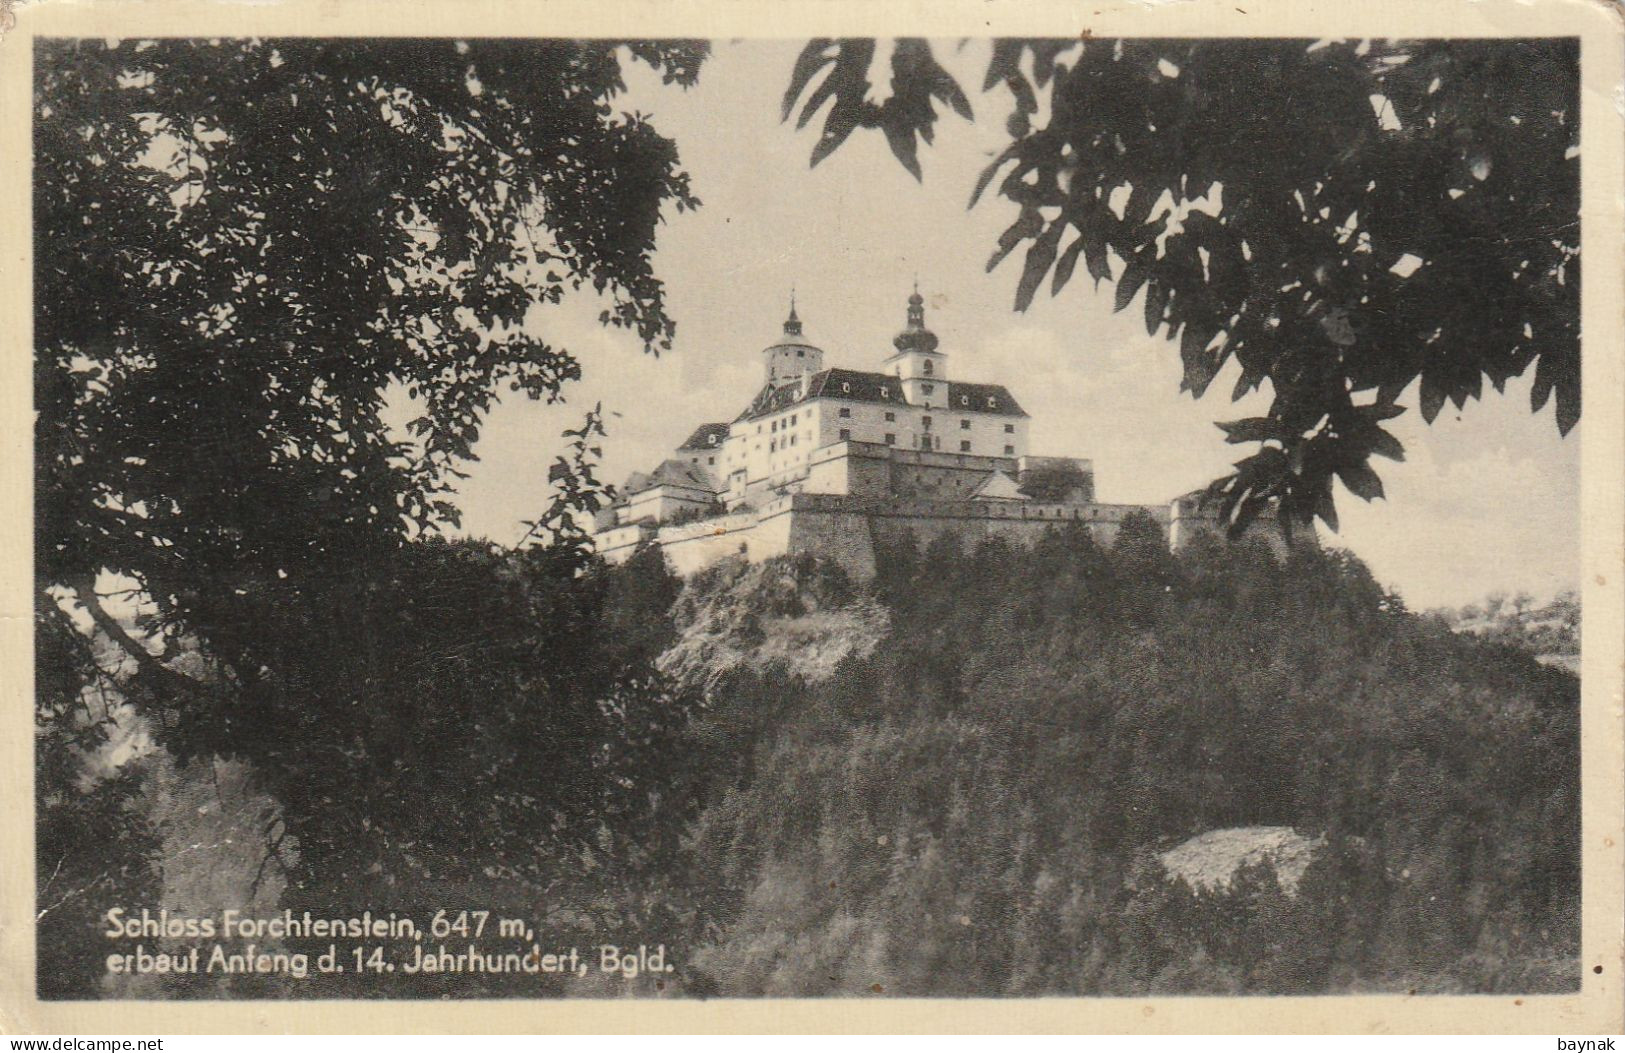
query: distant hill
1435 591 1580 672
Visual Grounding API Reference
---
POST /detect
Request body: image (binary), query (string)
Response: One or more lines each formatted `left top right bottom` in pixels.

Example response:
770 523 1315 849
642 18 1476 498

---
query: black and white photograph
8 0 1624 1035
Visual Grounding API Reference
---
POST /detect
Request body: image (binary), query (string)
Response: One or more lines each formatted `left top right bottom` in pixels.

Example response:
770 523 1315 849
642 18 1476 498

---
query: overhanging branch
65 577 210 698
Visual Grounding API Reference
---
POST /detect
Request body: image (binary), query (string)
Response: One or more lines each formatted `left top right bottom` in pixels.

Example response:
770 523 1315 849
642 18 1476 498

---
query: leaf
1180 324 1219 397
1051 235 1087 296
1231 368 1263 403
984 39 1025 93
1368 427 1405 462
1144 280 1169 335
987 209 1043 273
1336 460 1386 502
1556 371 1580 435
1114 264 1148 313
1357 401 1408 422
930 67 974 121
1082 228 1110 285
1314 485 1340 532
882 121 923 181
810 108 862 168
1419 372 1446 424
1015 221 1064 311
970 142 1021 208
1216 417 1285 444
782 40 836 123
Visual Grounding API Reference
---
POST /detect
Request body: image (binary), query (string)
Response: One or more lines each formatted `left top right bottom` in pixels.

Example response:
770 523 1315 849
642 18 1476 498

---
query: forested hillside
666 516 1580 995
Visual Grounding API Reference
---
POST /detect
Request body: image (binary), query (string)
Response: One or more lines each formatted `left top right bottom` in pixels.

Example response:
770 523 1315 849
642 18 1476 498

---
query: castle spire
783 288 802 337
894 284 938 354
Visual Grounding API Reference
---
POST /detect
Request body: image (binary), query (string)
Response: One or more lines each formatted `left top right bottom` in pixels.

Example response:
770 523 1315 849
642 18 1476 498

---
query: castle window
790 413 797 425
988 397 997 408
770 439 777 452
960 419 971 430
842 381 851 393
960 395 969 406
884 433 896 445
790 434 797 446
771 420 777 433
797 349 804 357
839 428 851 441
960 440 971 452
708 457 715 465
885 411 896 422
839 407 851 418
880 386 889 398
1004 444 1015 456
923 359 934 376
1004 423 1014 434
922 383 935 397
922 416 932 430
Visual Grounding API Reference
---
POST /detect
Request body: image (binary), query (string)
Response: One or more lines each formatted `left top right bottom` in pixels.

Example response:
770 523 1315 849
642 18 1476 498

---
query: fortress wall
786 505 877 580
594 522 656 565
788 492 1168 524
802 446 890 498
864 505 1149 554
806 442 896 499
656 518 755 576
786 493 1172 568
887 460 1000 500
658 508 763 543
621 483 716 526
655 500 799 576
596 491 1230 578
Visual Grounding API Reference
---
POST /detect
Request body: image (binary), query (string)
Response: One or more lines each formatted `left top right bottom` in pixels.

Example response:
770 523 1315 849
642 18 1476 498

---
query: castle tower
761 292 824 388
884 286 947 409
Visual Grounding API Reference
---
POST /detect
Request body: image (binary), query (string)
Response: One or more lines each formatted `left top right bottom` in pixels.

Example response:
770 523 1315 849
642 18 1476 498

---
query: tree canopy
33 38 709 960
37 36 703 648
784 37 1579 532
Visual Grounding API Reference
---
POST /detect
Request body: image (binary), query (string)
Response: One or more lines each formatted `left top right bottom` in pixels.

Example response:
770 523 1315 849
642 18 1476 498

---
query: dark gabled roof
678 423 730 450
627 459 719 495
734 380 805 423
804 368 915 406
733 369 1029 422
736 368 912 423
945 381 1027 417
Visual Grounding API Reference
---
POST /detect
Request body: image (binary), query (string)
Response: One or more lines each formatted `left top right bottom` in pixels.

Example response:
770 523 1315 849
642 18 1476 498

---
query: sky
436 39 1580 613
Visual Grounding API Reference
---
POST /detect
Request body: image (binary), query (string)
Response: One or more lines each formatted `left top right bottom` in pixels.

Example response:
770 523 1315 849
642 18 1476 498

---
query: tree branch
66 578 209 698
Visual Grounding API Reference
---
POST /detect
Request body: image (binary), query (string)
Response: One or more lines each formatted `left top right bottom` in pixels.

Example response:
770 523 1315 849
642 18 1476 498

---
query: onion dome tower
761 290 824 387
884 284 947 408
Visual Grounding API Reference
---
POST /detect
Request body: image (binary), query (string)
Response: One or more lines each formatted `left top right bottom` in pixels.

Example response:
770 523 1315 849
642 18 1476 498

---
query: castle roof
626 458 720 496
678 423 729 450
763 295 822 354
972 470 1028 501
944 381 1027 417
734 368 1028 422
891 287 941 355
735 368 904 422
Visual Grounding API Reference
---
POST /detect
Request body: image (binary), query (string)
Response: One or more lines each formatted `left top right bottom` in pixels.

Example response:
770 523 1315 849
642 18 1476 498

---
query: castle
590 290 1281 579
